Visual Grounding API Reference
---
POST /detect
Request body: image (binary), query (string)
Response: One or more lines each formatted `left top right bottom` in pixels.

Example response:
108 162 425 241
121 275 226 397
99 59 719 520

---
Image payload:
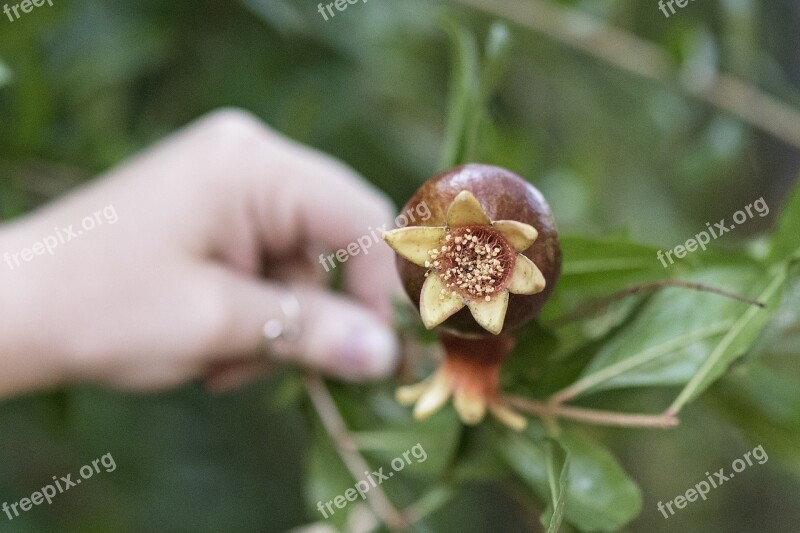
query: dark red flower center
427 225 516 300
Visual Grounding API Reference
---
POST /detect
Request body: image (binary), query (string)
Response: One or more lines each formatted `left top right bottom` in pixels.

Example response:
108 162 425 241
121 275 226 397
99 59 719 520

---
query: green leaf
501 428 641 532
239 0 309 36
562 319 733 397
438 19 512 168
541 236 671 323
480 22 512 101
461 21 511 161
350 408 461 478
542 440 569 533
753 265 800 357
266 371 304 411
707 361 800 476
305 418 358 530
403 486 458 524
303 385 461 527
668 266 786 412
447 424 510 483
328 384 462 479
439 18 481 169
0 59 12 88
558 430 641 532
558 236 667 285
768 180 800 263
562 266 784 409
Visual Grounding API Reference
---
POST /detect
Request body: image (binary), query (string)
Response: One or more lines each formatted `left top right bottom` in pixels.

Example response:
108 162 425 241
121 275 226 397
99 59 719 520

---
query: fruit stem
504 394 679 429
304 373 409 530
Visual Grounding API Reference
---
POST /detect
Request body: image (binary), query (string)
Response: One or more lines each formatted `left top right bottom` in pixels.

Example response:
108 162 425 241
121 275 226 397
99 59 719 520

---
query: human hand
0 110 402 397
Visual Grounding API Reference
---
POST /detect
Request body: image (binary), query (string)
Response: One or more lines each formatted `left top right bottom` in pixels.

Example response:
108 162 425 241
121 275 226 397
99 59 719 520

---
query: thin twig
505 395 679 429
303 374 409 531
458 0 800 150
548 280 764 328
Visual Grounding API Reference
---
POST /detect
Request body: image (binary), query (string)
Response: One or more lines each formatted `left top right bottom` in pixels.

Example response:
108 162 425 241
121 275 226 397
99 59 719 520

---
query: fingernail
339 326 399 379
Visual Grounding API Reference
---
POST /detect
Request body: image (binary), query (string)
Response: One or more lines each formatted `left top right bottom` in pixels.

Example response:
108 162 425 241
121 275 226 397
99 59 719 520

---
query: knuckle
202 108 273 146
190 108 277 189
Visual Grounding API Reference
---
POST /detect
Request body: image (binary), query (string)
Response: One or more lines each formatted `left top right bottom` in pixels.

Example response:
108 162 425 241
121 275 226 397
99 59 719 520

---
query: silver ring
262 289 303 352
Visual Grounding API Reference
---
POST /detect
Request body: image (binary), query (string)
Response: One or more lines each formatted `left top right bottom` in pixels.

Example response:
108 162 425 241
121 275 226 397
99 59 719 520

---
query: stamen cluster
424 227 513 301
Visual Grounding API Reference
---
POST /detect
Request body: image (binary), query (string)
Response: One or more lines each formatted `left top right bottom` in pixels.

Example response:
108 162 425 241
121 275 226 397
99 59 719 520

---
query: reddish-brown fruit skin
397 164 562 337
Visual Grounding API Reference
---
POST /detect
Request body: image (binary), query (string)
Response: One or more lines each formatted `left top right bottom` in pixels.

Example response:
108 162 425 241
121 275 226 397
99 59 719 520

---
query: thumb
206 271 400 381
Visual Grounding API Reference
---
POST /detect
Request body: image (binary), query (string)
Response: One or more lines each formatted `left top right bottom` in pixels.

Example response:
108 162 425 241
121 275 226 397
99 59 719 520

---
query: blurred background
1 0 799 532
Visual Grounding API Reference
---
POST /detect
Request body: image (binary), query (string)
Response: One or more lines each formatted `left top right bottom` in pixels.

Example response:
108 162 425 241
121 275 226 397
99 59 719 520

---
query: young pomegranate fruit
384 164 561 429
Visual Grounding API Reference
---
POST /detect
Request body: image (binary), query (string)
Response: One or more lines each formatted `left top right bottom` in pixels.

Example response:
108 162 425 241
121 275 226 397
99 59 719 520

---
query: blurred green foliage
1 1 800 532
